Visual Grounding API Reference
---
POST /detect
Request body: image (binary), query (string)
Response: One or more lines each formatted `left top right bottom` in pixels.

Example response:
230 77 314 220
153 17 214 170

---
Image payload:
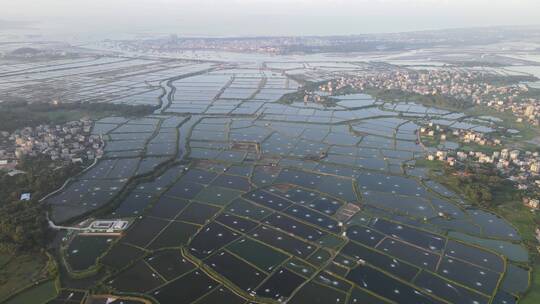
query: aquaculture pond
47 66 530 304
65 235 116 272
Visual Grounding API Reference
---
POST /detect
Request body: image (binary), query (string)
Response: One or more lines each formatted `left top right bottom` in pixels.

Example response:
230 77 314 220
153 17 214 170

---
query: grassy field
495 203 540 304
495 203 539 244
460 143 501 155
3 280 57 304
521 259 540 304
0 253 48 302
0 256 11 269
413 158 445 171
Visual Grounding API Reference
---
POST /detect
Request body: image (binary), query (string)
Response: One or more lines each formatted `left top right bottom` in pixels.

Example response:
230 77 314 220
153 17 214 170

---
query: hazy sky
1 0 539 37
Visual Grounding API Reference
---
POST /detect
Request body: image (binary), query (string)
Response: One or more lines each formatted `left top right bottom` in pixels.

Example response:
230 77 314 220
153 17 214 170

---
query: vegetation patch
0 254 51 301
3 280 57 304
0 102 156 132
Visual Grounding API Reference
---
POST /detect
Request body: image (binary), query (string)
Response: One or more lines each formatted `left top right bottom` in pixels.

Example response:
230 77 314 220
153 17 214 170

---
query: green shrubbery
437 164 521 207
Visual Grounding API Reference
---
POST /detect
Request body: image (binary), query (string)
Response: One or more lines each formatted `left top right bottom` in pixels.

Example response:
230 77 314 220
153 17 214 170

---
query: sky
1 0 539 38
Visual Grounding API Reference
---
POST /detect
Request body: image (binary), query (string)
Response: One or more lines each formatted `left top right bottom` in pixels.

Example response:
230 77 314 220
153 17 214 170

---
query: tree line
0 101 156 132
0 156 84 253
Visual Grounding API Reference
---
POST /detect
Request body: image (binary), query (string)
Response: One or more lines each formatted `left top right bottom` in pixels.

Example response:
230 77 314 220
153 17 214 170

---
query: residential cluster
320 69 539 124
302 89 332 104
420 122 502 147
101 36 309 54
427 145 540 207
0 119 103 170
